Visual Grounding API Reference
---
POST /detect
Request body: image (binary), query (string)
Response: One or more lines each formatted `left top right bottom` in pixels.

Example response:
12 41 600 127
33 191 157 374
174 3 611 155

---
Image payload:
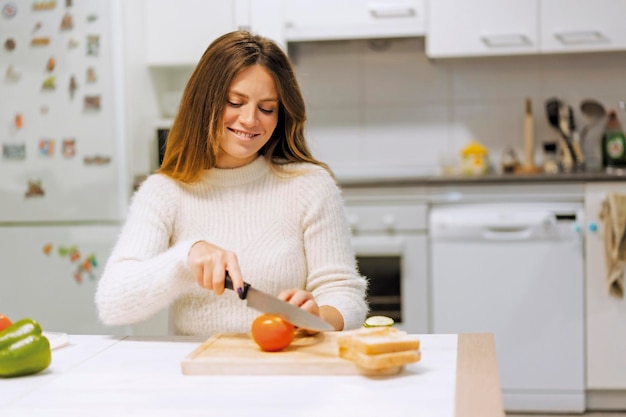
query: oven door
351 233 429 334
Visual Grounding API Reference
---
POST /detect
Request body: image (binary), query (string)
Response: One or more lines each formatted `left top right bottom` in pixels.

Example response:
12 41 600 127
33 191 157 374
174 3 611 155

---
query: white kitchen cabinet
283 0 426 42
426 0 539 58
247 0 287 50
584 182 626 392
144 0 237 66
540 0 626 53
427 0 626 58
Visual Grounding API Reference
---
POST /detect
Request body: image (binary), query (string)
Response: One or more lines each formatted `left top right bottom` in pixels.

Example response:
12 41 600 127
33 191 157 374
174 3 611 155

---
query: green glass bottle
602 110 626 173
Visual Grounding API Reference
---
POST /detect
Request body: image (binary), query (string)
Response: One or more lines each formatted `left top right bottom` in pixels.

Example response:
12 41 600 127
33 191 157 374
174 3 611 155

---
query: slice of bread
337 326 421 371
339 346 421 370
337 326 420 355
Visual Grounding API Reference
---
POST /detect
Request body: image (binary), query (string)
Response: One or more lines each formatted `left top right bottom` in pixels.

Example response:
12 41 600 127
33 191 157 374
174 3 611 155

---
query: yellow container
460 141 489 175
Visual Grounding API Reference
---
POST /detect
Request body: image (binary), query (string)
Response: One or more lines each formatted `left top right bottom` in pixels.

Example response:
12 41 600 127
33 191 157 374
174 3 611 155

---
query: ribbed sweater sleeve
296 169 368 330
95 175 196 325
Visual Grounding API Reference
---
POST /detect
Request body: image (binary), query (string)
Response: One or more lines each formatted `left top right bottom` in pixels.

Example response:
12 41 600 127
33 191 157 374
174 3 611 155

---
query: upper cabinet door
540 0 626 53
144 0 236 66
283 0 426 42
426 0 539 58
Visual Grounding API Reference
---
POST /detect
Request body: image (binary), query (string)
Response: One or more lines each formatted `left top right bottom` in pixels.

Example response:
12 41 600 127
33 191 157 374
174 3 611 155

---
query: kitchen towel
599 193 626 298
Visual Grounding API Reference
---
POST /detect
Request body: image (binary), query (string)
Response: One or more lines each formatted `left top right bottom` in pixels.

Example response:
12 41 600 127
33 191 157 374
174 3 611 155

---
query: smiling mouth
229 128 258 139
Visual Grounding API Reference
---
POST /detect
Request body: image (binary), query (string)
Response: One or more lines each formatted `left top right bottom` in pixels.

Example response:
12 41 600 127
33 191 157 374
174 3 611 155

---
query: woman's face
217 64 279 168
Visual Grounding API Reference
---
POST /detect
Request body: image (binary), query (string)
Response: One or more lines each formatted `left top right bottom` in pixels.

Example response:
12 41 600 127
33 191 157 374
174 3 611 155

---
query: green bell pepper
0 318 51 378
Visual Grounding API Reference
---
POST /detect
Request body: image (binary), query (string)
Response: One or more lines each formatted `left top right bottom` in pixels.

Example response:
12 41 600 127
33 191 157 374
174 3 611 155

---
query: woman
95 31 368 335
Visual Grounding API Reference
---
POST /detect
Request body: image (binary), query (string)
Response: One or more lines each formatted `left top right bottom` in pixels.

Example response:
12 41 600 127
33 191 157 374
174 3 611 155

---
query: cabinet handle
481 34 532 48
369 5 416 18
554 31 608 45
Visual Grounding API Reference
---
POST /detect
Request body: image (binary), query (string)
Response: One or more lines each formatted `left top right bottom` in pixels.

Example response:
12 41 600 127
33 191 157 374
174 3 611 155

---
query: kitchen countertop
1 333 503 417
339 170 626 188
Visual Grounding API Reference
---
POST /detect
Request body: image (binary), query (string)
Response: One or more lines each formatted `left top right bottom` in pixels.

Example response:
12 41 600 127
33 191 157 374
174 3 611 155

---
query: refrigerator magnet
5 65 20 82
77 254 98 281
33 21 42 32
84 155 111 165
57 245 79 261
42 243 52 255
85 254 97 269
33 1 56 11
46 56 55 72
69 249 80 262
69 75 77 98
14 113 23 129
60 12 72 30
68 37 78 48
38 138 54 156
2 2 17 18
62 138 75 158
41 75 55 90
86 66 97 83
86 34 99 56
83 95 100 110
87 13 97 23
31 37 50 46
25 179 44 198
2 143 26 160
4 38 16 51
65 0 72 7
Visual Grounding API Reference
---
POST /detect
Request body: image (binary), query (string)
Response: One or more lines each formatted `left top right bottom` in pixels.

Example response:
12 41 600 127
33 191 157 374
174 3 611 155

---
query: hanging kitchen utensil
568 104 585 170
580 99 607 171
520 97 539 173
545 98 575 172
580 99 607 141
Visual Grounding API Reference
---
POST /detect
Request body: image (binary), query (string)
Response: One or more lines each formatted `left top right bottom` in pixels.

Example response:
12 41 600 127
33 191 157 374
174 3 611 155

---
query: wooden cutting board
181 331 402 376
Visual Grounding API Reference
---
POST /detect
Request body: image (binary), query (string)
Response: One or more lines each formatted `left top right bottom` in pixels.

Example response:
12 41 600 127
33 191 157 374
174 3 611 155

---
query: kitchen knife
224 274 334 332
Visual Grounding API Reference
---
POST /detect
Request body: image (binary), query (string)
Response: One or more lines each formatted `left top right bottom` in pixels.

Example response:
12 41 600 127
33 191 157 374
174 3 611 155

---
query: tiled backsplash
291 37 626 177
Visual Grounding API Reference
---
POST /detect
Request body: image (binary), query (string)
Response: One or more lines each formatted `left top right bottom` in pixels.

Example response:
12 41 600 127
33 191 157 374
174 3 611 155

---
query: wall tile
362 38 451 105
538 52 626 100
451 56 542 101
292 41 361 107
362 104 451 172
305 106 362 169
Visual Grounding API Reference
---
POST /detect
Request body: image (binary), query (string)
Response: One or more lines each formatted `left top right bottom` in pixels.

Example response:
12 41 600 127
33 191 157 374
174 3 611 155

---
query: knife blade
224 274 334 332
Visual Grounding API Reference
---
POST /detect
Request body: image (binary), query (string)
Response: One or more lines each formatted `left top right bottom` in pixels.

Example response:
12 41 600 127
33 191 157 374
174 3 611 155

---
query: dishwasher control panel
429 203 584 241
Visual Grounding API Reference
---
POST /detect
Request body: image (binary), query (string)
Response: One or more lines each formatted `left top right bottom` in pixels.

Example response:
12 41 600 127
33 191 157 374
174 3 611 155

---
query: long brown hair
157 30 330 183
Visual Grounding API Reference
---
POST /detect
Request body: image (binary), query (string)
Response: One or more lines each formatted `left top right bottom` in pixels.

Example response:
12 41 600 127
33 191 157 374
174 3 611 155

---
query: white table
0 333 504 417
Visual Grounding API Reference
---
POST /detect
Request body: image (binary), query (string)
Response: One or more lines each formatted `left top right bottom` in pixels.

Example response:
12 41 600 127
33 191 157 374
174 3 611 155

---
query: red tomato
0 313 12 332
251 314 295 352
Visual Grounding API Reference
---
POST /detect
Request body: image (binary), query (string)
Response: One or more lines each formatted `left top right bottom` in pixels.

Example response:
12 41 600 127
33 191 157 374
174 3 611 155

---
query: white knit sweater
95 156 368 335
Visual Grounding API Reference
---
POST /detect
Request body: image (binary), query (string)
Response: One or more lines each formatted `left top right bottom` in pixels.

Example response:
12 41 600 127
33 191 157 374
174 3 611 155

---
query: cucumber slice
363 315 394 328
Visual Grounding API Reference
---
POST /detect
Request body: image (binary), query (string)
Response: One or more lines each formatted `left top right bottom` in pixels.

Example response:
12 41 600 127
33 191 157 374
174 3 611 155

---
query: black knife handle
224 272 250 300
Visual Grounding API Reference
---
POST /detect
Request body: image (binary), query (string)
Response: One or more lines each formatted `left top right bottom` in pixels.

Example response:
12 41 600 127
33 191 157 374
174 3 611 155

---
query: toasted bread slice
339 346 421 370
337 326 421 355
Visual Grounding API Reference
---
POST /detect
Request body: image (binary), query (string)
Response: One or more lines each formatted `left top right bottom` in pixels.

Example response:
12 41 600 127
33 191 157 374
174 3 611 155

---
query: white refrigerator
0 0 133 335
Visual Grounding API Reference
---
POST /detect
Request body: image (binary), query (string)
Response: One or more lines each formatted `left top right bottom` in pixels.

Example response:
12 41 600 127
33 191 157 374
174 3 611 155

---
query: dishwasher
429 203 585 413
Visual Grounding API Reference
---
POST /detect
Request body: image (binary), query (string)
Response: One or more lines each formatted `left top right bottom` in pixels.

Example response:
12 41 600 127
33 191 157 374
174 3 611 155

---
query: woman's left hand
277 288 320 317
277 289 344 332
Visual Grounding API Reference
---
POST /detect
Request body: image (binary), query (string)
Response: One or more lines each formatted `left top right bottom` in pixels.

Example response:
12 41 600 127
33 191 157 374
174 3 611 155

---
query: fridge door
0 224 130 335
0 0 127 222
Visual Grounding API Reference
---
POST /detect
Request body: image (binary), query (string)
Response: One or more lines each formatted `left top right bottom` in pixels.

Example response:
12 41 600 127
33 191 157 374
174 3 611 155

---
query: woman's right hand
187 241 245 295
